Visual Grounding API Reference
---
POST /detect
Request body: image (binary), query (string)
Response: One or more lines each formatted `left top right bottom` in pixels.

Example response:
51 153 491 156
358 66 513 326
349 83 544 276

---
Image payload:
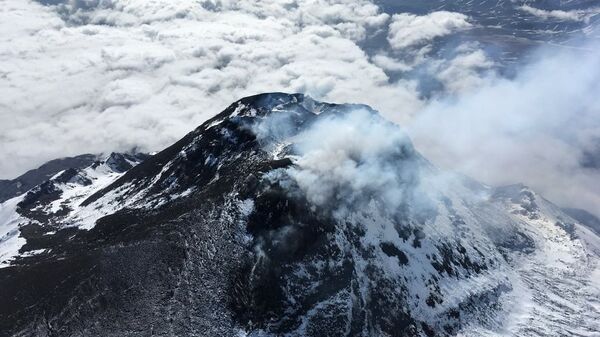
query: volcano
0 93 598 337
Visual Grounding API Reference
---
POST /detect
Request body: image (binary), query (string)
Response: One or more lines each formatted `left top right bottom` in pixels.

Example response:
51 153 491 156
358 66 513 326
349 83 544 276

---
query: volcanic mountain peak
0 93 598 337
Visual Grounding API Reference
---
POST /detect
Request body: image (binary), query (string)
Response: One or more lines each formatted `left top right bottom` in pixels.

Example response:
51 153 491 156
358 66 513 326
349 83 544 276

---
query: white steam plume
288 109 416 209
408 42 600 217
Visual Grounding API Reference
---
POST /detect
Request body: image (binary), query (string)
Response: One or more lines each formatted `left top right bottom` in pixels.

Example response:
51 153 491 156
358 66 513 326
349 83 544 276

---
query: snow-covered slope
0 93 597 337
0 154 98 204
0 152 148 268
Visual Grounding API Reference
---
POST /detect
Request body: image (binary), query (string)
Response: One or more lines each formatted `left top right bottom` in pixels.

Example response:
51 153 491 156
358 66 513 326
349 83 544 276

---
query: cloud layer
387 11 471 50
1 0 599 217
0 0 423 178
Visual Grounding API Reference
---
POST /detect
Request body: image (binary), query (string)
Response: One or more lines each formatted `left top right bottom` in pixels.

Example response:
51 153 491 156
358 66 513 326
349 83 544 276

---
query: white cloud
518 5 600 23
372 53 416 72
387 11 471 50
432 47 495 94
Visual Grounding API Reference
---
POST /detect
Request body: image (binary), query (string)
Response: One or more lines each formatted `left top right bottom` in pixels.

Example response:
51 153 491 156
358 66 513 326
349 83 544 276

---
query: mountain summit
0 93 598 337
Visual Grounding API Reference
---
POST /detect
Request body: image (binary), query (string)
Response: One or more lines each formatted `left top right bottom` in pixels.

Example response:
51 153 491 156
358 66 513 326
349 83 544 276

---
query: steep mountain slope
0 93 598 337
0 152 149 268
0 154 98 203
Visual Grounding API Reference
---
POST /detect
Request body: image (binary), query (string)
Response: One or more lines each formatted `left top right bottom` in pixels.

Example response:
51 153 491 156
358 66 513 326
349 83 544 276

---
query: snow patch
0 196 27 268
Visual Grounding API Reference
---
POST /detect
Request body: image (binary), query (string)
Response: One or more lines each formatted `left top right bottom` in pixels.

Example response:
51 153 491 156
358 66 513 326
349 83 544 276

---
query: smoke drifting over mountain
288 109 422 211
408 42 600 217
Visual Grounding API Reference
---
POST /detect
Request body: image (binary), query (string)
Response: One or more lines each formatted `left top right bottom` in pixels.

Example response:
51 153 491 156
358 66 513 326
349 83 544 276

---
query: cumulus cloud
408 42 600 217
387 11 471 50
518 5 600 23
430 46 495 94
371 53 413 72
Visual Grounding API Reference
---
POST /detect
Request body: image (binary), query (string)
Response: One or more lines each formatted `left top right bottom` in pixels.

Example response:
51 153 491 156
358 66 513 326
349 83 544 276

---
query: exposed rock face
0 154 98 203
0 93 598 337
